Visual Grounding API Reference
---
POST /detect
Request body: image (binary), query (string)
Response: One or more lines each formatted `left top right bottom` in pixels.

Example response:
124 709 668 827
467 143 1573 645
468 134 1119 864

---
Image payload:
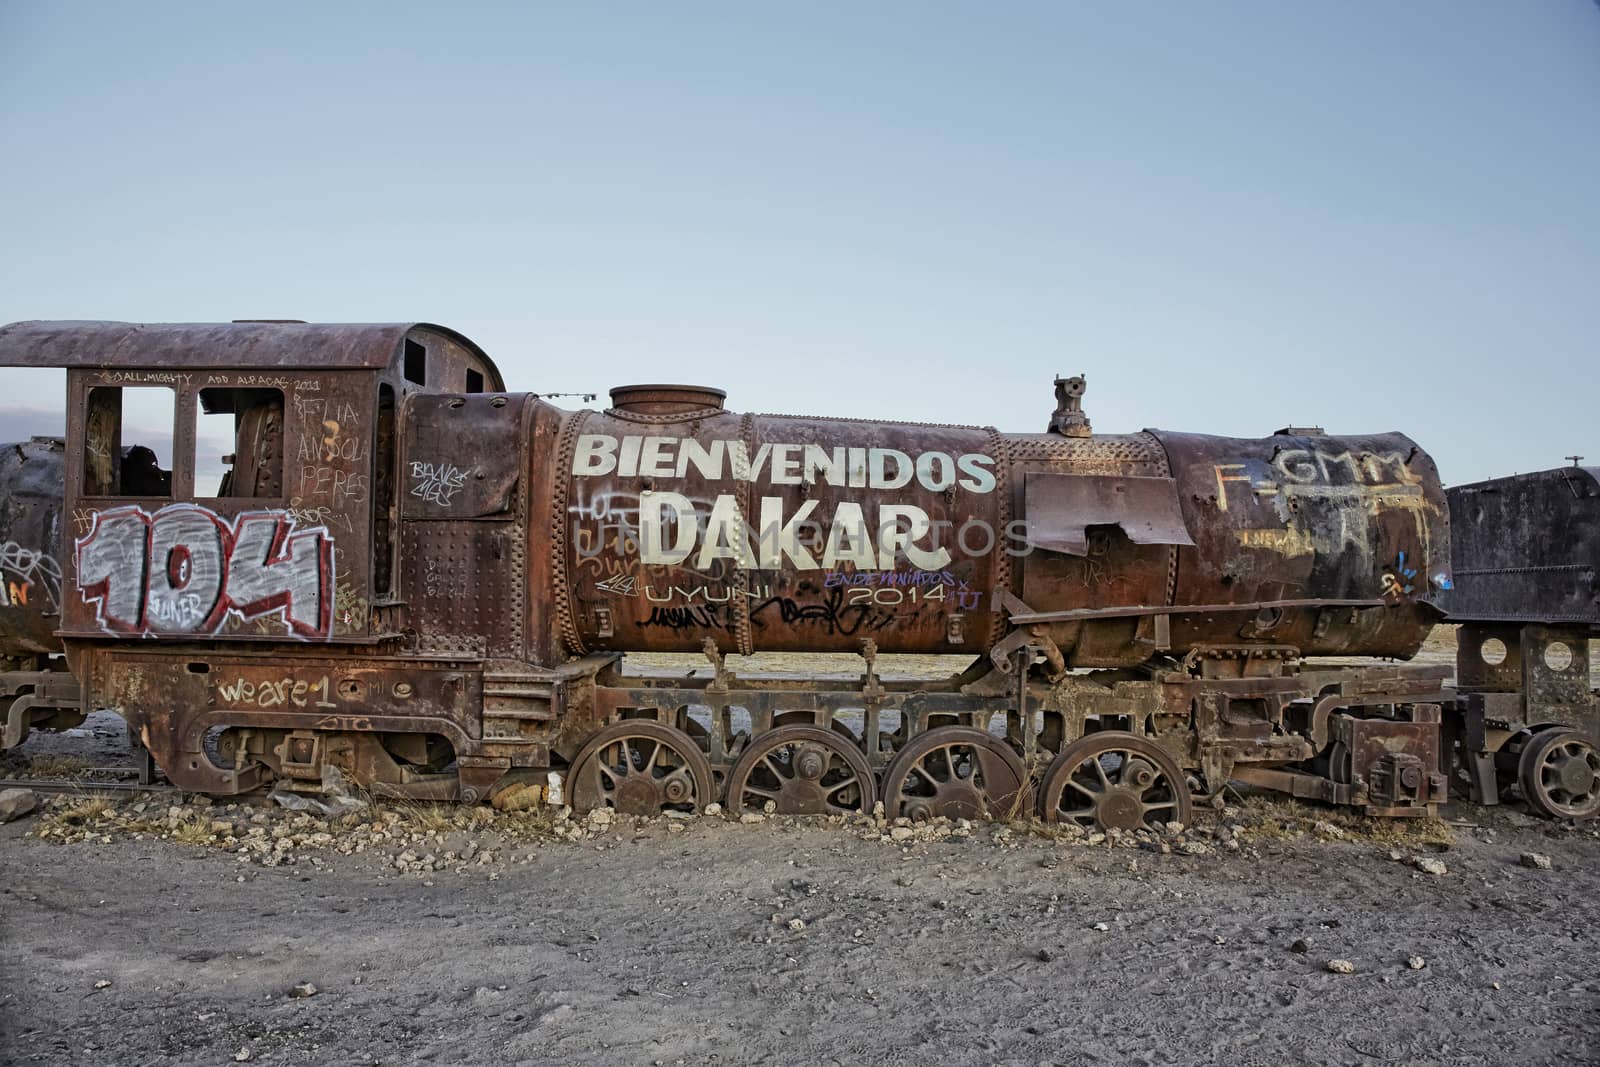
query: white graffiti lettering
410 461 467 506
0 541 63 611
571 435 997 494
75 505 335 637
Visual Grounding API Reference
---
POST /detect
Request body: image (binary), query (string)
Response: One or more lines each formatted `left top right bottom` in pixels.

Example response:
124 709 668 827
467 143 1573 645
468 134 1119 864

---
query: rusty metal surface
1150 429 1449 660
558 406 1005 656
2 321 1579 824
1021 471 1195 555
1434 466 1600 626
0 436 67 656
0 321 502 386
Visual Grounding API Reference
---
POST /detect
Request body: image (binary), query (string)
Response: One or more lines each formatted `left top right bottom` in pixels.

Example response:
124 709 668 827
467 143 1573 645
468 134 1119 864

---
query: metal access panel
1021 472 1195 556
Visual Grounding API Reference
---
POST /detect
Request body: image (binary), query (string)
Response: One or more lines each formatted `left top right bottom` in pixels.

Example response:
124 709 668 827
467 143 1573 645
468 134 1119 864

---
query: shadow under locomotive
0 320 1592 828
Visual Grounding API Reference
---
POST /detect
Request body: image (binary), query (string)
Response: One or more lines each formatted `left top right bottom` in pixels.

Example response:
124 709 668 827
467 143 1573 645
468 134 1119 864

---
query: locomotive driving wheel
1518 728 1600 820
880 727 1029 822
1039 732 1192 832
724 725 875 817
568 721 716 817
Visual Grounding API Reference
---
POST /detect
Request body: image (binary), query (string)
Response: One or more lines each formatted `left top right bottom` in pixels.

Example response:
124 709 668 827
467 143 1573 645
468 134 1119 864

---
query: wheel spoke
1091 756 1112 791
1064 776 1101 799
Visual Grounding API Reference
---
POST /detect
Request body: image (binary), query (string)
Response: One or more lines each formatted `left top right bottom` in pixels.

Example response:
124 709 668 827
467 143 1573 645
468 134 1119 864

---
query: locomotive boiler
0 321 1481 827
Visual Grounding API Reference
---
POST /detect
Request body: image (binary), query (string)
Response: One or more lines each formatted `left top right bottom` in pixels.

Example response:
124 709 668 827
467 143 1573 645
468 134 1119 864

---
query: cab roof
0 320 503 388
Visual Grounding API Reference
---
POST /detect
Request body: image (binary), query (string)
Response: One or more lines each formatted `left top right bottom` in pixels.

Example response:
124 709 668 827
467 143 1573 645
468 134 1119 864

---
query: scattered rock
235 1048 253 1062
93 979 111 989
1036 948 1054 962
1413 856 1448 876
289 982 318 998
1326 959 1355 974
786 918 806 932
889 827 914 842
1290 938 1312 954
1091 922 1109 932
703 802 722 817
1519 852 1552 871
739 813 764 825
1407 956 1426 970
0 788 38 823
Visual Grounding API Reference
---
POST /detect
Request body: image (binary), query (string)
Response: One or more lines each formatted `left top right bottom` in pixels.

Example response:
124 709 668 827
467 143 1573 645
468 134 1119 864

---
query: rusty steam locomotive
0 321 1595 826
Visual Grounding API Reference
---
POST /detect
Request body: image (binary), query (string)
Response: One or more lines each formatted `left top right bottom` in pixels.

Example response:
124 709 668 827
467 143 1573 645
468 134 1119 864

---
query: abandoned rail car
0 318 1571 827
1433 465 1600 819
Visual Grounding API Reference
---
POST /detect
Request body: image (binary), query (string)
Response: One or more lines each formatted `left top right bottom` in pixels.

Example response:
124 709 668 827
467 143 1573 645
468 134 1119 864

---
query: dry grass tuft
18 755 91 779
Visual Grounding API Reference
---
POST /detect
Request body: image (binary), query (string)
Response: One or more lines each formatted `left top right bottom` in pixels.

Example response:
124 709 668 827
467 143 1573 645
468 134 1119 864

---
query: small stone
1492 982 1501 990
289 982 318 998
763 801 776 815
739 813 764 824
1519 852 1553 871
1290 938 1312 954
703 802 722 817
1036 948 1054 962
93 979 111 989
1413 856 1448 876
1407 956 1426 970
786 918 806 932
889 827 914 842
1326 959 1355 974
1091 922 1109 932
235 1049 253 1062
0 788 38 823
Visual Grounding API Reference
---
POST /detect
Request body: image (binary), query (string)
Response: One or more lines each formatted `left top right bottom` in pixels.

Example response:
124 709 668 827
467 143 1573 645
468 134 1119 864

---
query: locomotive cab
0 321 516 795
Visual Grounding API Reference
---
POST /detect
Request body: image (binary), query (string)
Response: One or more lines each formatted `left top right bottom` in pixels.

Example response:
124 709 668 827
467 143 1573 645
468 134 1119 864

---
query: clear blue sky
1 2 1595 483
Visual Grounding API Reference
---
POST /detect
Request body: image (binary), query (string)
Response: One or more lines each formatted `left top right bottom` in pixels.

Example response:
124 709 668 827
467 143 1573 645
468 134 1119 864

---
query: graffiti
1381 550 1420 601
335 582 370 630
641 579 776 604
291 396 361 424
409 461 467 506
216 673 339 709
1236 528 1315 556
0 541 62 611
296 464 369 504
636 492 951 572
285 500 355 535
750 588 895 638
1213 450 1425 513
103 370 191 385
207 373 291 389
640 604 728 631
596 573 638 596
571 434 997 494
75 504 334 637
822 569 958 588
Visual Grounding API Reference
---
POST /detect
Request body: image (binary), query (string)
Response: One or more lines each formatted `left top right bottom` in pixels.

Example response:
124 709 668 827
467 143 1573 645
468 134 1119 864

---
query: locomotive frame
0 320 1594 827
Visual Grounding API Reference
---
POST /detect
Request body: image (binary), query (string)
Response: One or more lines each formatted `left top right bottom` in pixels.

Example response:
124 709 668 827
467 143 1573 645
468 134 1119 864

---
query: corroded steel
552 402 1448 666
0 317 1587 825
1435 465 1600 626
0 437 67 655
0 320 503 382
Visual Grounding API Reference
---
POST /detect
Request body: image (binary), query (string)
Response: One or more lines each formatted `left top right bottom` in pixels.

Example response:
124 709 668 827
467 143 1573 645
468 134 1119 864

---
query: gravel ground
1 794 1597 1067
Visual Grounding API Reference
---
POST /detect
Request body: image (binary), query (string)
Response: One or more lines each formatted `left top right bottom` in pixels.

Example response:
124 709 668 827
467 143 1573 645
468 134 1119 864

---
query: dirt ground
1 793 1597 1067
2 630 1597 1066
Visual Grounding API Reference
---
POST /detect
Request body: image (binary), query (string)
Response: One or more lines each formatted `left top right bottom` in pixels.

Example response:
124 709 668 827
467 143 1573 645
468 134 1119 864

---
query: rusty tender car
0 320 1594 827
